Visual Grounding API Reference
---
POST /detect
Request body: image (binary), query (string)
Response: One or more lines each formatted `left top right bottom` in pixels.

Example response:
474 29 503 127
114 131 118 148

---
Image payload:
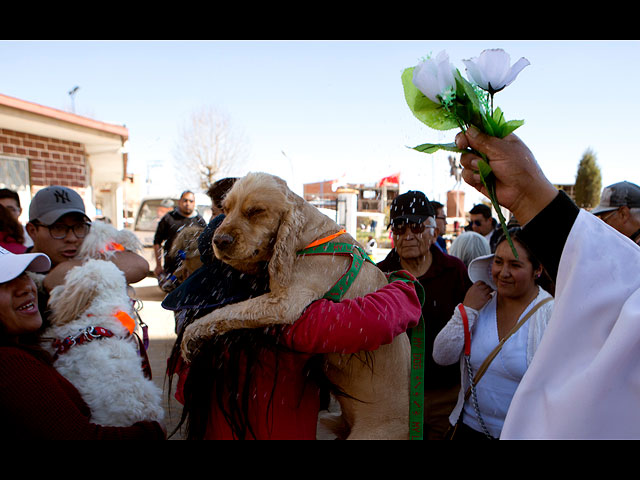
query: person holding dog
24 185 149 318
164 178 423 440
455 127 640 439
0 246 165 439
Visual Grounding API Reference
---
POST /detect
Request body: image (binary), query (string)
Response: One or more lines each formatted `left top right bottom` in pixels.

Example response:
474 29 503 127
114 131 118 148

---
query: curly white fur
41 259 164 427
76 221 143 260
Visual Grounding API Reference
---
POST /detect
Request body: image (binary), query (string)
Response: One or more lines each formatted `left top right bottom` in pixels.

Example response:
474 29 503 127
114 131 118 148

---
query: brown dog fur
180 172 412 439
168 224 205 283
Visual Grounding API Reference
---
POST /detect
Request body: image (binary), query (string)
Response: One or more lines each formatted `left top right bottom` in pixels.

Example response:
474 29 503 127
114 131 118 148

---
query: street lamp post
68 86 79 113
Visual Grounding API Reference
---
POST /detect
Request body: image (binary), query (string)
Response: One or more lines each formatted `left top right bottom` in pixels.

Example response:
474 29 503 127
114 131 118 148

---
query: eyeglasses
33 221 91 240
391 222 435 236
598 209 619 223
471 220 484 227
1 205 20 216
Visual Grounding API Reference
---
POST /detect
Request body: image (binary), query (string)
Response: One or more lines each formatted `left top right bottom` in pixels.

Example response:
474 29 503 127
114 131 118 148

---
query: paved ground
130 276 185 440
131 246 391 440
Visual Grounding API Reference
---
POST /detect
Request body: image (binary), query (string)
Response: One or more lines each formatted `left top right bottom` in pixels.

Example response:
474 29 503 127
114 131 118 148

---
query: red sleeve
0 348 165 440
280 280 421 354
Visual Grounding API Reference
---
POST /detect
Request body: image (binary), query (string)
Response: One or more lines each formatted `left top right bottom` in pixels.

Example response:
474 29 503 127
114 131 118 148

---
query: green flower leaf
499 119 524 138
477 157 493 179
401 67 459 131
453 70 485 129
483 107 524 138
411 142 465 154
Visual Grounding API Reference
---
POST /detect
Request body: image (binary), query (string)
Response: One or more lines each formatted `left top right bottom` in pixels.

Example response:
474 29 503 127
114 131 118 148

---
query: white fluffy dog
41 258 164 427
76 220 143 260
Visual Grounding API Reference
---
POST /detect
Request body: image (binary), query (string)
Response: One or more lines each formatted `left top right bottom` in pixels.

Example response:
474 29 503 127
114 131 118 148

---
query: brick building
0 93 130 228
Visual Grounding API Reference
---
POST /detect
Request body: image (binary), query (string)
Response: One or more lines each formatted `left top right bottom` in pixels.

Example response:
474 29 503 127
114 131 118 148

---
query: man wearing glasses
430 201 448 252
592 181 640 246
25 185 149 317
377 190 472 440
469 203 501 252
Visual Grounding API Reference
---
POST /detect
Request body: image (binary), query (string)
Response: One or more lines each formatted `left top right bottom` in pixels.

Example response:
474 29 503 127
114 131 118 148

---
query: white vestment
501 210 640 439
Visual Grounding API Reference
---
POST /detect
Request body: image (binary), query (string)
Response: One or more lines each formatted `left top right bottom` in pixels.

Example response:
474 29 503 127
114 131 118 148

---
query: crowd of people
2 127 640 440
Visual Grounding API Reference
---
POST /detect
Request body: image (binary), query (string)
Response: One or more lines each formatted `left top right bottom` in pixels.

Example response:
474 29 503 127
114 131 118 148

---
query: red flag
377 173 400 187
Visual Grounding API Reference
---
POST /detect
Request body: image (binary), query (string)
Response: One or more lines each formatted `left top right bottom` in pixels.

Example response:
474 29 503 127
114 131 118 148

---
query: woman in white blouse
433 228 554 440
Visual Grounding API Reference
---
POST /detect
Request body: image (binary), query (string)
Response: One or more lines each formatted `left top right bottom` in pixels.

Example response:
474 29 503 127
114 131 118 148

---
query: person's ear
26 222 37 240
618 206 631 223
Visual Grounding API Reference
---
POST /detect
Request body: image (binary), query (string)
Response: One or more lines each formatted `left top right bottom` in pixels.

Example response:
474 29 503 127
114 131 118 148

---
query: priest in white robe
456 127 640 440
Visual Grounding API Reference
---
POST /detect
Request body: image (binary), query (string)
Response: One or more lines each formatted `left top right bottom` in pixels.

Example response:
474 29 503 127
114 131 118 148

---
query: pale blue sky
1 40 638 208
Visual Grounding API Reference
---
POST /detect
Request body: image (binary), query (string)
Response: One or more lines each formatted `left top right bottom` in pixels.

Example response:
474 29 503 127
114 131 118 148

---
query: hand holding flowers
402 48 530 256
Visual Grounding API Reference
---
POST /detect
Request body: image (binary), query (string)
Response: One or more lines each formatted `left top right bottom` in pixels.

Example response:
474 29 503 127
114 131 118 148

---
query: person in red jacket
183 278 420 440
164 215 422 440
0 246 165 440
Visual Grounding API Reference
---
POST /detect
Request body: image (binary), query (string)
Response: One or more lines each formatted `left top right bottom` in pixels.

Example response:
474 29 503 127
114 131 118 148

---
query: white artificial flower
463 49 530 94
412 51 457 104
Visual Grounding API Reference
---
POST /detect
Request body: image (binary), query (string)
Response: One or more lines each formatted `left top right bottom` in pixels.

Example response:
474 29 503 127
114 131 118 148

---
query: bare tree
173 106 248 191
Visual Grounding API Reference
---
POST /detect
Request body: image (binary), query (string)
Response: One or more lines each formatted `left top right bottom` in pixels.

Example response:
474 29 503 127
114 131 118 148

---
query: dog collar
51 310 136 356
52 325 116 358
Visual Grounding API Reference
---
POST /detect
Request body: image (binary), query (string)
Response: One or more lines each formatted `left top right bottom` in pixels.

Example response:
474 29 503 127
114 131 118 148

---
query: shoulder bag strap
464 295 553 401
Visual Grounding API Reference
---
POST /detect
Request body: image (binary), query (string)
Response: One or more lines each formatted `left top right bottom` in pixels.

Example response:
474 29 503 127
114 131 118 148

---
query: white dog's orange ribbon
114 310 136 335
101 242 125 254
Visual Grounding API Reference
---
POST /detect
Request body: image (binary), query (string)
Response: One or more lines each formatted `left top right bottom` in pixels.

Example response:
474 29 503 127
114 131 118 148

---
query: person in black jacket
153 191 207 285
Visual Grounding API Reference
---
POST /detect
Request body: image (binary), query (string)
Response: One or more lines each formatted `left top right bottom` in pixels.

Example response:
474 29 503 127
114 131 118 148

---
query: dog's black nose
213 233 234 250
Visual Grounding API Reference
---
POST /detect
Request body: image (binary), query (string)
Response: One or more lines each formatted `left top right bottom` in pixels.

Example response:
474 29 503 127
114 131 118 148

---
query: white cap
0 246 51 283
467 253 497 290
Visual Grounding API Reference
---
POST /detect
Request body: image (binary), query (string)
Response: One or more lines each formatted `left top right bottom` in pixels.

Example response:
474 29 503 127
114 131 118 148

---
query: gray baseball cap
29 185 90 225
592 181 640 216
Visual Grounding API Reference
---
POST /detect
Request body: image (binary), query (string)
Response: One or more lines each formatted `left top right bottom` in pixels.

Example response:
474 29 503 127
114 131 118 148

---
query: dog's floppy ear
48 269 99 326
47 259 124 326
268 182 306 293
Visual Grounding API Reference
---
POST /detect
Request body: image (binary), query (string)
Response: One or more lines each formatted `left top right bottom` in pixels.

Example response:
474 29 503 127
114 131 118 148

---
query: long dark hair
494 227 555 296
167 306 341 440
0 204 24 244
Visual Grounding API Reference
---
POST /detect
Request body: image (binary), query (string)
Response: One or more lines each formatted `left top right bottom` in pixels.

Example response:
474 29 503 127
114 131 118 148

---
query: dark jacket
377 245 472 389
153 208 207 274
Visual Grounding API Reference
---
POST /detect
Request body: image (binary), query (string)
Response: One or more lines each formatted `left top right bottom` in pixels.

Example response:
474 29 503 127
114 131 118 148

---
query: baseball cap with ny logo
28 185 90 226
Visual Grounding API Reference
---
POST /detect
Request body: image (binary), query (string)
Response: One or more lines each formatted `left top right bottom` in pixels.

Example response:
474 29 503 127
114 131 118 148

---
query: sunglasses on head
391 221 433 235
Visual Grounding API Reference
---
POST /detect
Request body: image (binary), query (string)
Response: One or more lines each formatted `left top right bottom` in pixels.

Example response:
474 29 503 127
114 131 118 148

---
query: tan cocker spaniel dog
180 172 412 439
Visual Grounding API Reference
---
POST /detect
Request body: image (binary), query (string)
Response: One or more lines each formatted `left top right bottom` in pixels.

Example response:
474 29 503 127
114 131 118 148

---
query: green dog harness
296 241 375 302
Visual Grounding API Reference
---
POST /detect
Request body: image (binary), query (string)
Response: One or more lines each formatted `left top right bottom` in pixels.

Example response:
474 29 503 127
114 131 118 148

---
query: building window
0 156 31 221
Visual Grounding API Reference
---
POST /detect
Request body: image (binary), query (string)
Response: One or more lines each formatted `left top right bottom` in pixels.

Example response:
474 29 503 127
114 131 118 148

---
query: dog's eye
245 207 265 218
